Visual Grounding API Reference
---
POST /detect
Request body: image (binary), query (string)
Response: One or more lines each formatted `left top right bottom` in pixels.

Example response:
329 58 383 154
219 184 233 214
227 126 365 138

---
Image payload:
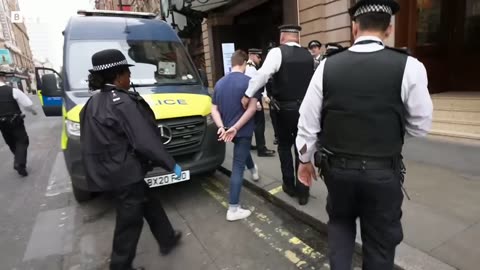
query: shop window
416 0 442 46
464 0 480 49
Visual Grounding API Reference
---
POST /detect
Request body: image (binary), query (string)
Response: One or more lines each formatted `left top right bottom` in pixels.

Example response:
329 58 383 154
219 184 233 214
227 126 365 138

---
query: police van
35 10 225 202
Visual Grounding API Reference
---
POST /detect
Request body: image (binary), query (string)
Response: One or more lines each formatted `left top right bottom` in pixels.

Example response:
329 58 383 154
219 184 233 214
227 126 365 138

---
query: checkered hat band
354 4 393 17
281 29 300 33
92 59 129 71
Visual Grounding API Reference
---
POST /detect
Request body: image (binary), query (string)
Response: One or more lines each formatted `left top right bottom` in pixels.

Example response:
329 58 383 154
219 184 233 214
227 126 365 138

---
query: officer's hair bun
88 72 106 90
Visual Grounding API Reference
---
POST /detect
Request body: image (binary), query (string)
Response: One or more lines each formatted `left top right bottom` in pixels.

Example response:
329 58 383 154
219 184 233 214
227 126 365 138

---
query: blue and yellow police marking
268 185 283 195
202 178 330 269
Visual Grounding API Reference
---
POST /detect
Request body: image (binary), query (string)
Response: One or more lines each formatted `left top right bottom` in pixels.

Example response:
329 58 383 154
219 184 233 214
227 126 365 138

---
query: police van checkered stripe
92 59 129 71
354 4 393 17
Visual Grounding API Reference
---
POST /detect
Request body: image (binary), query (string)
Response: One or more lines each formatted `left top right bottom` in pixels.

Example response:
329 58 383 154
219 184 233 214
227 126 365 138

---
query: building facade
93 0 480 140
95 0 135 11
0 0 34 91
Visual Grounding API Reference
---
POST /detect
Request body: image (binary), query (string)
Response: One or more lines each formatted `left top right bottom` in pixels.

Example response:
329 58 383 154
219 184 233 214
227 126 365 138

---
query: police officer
296 0 433 269
245 48 275 157
242 25 314 205
324 42 344 56
308 40 323 70
80 49 182 270
0 70 36 177
265 42 279 145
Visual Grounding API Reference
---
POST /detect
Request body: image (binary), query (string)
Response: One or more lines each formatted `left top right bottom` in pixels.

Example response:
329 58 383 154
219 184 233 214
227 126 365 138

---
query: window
67 40 200 92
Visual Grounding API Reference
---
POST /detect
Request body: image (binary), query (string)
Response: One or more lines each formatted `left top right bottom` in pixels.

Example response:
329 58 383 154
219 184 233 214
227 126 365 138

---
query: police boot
14 164 28 177
258 147 276 157
160 230 182 255
298 196 309 206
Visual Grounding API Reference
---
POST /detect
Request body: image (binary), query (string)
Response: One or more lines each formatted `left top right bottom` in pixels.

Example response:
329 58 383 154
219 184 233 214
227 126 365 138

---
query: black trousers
323 166 404 270
0 121 29 168
254 102 267 151
110 181 176 270
269 103 279 139
277 110 309 196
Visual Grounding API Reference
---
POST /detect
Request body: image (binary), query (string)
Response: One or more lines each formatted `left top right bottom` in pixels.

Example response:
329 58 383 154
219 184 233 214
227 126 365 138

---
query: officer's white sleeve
245 66 257 78
401 57 433 137
12 88 36 114
296 60 325 163
245 48 282 98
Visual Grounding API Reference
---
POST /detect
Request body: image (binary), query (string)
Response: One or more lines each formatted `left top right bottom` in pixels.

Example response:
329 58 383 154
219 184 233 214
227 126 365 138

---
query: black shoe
273 138 279 145
282 185 296 197
258 148 276 157
129 267 145 270
160 230 182 255
298 196 309 206
251 145 258 150
14 164 28 177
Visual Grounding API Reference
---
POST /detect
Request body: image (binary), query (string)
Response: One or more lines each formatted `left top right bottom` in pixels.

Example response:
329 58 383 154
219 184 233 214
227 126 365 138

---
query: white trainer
250 164 260 182
226 207 252 221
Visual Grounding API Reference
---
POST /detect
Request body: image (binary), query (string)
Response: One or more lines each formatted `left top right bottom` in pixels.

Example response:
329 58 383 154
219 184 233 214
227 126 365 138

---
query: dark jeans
110 181 176 270
230 137 254 205
0 122 29 168
277 110 309 196
254 103 267 151
324 167 404 270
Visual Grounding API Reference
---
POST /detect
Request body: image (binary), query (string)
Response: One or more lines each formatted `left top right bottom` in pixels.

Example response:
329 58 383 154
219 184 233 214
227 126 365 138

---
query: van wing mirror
198 69 208 88
35 67 63 117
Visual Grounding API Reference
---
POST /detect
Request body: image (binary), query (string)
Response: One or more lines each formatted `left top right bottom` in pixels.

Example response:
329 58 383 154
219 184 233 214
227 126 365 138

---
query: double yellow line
202 178 329 269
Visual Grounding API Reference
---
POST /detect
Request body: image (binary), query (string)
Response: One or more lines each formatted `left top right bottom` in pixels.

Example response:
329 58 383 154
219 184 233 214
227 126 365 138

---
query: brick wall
201 19 214 89
299 0 352 48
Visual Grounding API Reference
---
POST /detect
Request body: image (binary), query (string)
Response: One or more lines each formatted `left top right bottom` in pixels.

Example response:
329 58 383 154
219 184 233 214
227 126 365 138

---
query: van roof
65 15 180 42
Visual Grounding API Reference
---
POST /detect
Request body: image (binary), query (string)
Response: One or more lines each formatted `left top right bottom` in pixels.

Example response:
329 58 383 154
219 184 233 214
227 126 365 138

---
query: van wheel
72 185 94 203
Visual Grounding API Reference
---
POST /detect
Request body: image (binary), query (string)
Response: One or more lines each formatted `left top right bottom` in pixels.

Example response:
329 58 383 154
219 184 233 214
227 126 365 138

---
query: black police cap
325 42 344 50
348 0 400 18
89 49 134 73
248 48 263 55
308 40 322 49
278 24 302 33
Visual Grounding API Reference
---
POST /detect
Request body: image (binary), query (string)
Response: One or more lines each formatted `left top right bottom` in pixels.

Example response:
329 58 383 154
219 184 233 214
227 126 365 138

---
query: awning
189 0 233 12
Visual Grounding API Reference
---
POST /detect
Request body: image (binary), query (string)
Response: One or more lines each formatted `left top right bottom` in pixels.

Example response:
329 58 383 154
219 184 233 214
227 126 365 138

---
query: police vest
0 85 21 116
272 45 314 101
319 48 408 158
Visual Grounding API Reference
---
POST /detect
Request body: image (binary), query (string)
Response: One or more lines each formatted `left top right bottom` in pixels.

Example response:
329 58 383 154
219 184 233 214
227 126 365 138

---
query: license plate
144 170 191 188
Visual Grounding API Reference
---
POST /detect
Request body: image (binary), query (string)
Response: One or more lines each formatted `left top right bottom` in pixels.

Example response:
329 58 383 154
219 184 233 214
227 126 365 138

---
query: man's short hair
355 13 391 32
231 50 248 67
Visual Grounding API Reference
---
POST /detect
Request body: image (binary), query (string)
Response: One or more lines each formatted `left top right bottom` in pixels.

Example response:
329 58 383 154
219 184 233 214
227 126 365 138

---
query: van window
67 40 200 91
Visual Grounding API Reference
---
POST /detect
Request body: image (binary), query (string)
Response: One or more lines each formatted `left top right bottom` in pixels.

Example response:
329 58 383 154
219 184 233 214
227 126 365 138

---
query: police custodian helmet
348 0 400 18
89 49 134 73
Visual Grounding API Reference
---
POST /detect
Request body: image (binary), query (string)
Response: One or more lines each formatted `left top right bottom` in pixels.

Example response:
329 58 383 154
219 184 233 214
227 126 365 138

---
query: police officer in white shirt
308 40 323 70
295 0 433 269
0 71 37 177
245 48 276 157
241 25 314 205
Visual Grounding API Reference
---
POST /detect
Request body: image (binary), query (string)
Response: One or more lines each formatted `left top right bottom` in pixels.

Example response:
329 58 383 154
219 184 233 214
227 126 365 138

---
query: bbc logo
11 11 45 24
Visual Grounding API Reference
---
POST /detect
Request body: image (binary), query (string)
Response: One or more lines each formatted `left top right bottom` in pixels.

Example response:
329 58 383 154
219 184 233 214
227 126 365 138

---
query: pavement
219 113 480 270
1 97 357 270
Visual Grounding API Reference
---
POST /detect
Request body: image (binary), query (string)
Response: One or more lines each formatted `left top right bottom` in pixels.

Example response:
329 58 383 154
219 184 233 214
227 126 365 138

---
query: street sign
221 43 235 75
0 49 12 65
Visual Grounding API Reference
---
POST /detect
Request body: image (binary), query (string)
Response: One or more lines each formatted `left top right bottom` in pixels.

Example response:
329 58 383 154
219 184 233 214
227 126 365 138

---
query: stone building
0 0 34 91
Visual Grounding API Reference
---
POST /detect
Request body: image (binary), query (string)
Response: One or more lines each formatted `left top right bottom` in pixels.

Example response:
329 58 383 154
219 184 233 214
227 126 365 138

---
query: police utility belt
0 113 25 125
270 98 303 111
314 148 410 199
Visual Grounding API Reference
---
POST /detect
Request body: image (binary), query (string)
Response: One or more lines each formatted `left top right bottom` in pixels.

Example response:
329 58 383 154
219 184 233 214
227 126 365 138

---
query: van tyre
72 185 93 203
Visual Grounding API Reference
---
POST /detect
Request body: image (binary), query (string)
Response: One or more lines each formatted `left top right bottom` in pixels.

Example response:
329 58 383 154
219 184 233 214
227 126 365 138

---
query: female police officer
80 49 182 270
